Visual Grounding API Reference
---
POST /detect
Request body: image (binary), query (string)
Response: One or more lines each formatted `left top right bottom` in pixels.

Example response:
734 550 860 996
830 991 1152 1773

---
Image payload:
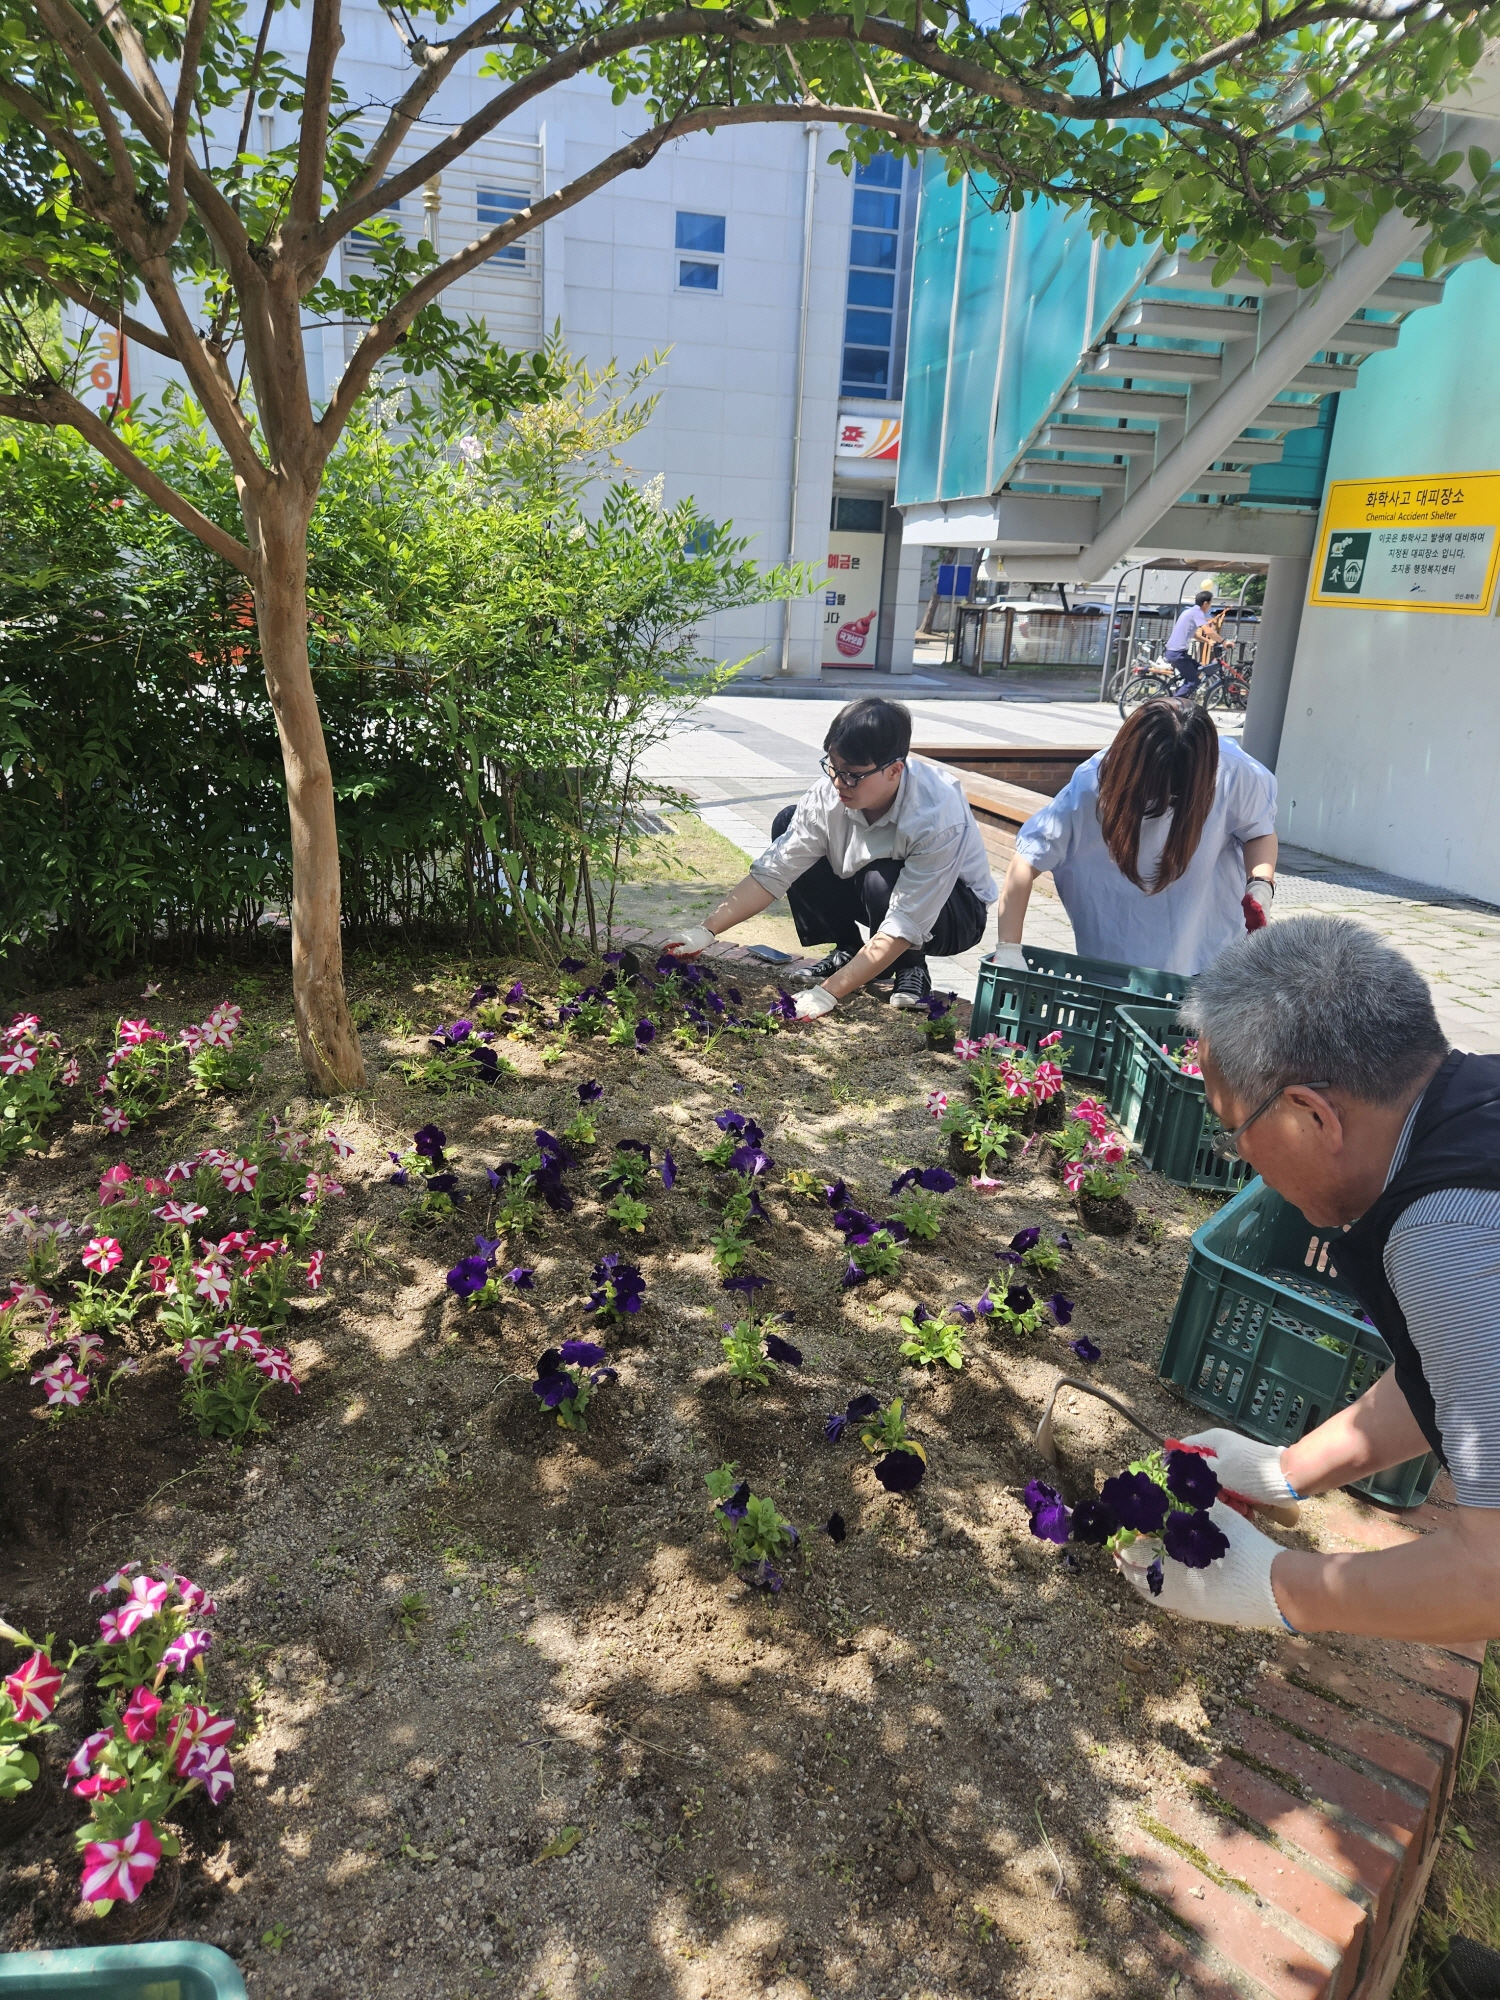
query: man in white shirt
1164 589 1223 694
664 698 997 1021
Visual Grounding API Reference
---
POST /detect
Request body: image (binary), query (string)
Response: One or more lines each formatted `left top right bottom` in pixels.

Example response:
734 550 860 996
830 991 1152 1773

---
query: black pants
770 804 989 966
1166 649 1201 692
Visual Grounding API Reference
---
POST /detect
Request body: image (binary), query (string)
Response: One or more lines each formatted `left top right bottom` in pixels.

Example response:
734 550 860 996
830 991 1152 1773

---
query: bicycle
1197 645 1253 713
1115 645 1177 718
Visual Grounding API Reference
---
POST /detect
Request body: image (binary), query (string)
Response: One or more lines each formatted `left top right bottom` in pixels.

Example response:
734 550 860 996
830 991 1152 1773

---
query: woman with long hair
992 701 1278 976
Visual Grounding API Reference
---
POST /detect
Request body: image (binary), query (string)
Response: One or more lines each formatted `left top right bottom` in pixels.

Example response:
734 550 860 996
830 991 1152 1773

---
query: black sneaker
888 960 932 1010
791 946 860 988
1433 1936 1500 2000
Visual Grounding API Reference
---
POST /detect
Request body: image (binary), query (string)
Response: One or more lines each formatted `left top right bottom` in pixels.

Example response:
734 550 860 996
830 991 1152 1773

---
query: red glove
1242 890 1268 932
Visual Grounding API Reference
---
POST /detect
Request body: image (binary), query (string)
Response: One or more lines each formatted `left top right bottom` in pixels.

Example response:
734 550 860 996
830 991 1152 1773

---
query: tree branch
290 0 344 233
19 263 178 359
0 382 255 576
164 0 215 246
319 101 925 447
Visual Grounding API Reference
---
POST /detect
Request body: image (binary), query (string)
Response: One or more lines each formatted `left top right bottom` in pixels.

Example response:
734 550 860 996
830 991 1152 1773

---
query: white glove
989 941 1028 971
663 925 716 958
793 985 839 1022
1244 878 1275 914
1115 1501 1294 1631
1177 1427 1300 1504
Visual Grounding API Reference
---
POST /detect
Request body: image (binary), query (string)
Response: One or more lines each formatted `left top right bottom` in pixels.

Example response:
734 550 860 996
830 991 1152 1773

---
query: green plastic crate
969 946 1191 1084
1157 1176 1439 1510
1107 1003 1249 1193
0 1944 245 1999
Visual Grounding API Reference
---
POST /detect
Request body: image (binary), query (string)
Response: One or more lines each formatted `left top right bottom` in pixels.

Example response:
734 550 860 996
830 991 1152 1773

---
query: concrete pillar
875 515 924 672
1241 554 1312 770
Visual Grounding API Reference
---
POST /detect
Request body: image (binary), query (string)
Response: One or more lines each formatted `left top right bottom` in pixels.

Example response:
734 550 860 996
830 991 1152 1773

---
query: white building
97 8 925 678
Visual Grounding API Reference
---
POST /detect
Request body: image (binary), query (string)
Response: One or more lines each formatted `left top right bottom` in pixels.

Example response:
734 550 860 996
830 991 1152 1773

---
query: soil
0 947 1438 1999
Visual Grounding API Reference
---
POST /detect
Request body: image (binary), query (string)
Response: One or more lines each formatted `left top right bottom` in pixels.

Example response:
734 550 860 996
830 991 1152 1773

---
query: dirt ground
0 941 1482 2000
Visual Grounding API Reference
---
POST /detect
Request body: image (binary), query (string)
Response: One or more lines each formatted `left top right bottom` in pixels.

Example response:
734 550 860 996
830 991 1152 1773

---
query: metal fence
956 606 1259 677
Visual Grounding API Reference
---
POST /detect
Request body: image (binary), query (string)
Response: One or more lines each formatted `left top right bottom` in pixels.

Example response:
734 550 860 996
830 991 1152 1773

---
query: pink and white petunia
167 1573 218 1618
91 1562 141 1600
79 1820 161 1904
107 1576 171 1639
100 1105 131 1136
168 1704 235 1774
8 1013 40 1036
60 1057 81 1087
73 1773 129 1800
191 1261 231 1309
253 1348 301 1391
97 1164 133 1205
181 1740 235 1804
199 1019 236 1050
160 1628 214 1675
120 1685 162 1744
239 1241 279 1273
68 1331 104 1367
0 1044 38 1077
219 1326 265 1357
326 1128 355 1161
925 1090 949 1118
163 1160 195 1185
177 1024 205 1053
217 1230 255 1256
81 1236 123 1276
146 1256 175 1294
116 1019 163 1047
67 1729 114 1779
1063 1161 1088 1193
43 1366 91 1408
154 1201 208 1228
304 1250 324 1291
4 1650 62 1723
195 1147 231 1170
178 1335 225 1372
219 1158 258 1194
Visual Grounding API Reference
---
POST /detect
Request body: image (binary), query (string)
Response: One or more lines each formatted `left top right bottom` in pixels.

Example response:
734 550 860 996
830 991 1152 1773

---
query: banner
836 411 901 462
1309 471 1500 615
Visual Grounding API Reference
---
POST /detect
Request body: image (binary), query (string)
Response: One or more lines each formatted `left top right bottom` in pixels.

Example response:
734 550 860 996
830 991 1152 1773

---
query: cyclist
1164 589 1223 696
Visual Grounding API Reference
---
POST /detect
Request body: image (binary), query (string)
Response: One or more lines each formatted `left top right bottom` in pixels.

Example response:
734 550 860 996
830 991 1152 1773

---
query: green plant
847 1228 905 1284
710 1226 754 1277
720 1315 799 1389
890 1185 944 1243
705 1464 799 1590
898 1306 967 1370
397 1593 430 1644
606 1192 650 1234
0 1018 69 1161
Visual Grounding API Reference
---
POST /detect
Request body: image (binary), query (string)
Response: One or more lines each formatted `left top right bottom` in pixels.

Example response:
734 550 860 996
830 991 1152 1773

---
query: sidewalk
640 691 1500 1049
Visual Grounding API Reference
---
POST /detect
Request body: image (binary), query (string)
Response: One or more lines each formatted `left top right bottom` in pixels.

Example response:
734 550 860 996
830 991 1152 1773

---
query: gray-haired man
1117 914 1500 1645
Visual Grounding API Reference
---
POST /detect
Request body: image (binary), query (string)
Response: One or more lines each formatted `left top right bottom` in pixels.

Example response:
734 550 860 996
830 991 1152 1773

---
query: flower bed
0 950 1473 1998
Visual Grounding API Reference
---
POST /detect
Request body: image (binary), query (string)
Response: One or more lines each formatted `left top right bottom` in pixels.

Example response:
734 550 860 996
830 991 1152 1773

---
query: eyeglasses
1209 1080 1332 1159
820 754 884 789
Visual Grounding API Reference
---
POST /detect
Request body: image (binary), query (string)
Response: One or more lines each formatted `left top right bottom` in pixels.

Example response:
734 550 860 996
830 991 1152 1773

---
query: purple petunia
823 1179 849 1209
1146 1556 1164 1597
532 1369 578 1410
729 1143 773 1178
1048 1294 1076 1326
446 1255 489 1298
841 1260 868 1289
764 1333 803 1367
1023 1477 1072 1544
1069 1334 1100 1363
874 1450 925 1492
995 1249 1022 1268
718 1482 751 1524
1010 1227 1041 1252
660 1150 677 1191
1163 1506 1231 1568
635 1019 656 1048
506 1266 535 1289
1056 1231 1073 1251
413 1124 448 1162
559 957 585 974
560 1339 606 1367
950 1300 976 1324
824 1410 850 1443
578 1079 604 1103
1070 1498 1118 1545
723 1271 769 1298
1099 1469 1170 1535
975 1290 995 1317
890 1166 959 1196
471 982 499 1005
1165 1449 1221 1509
586 1253 646 1316
715 1109 749 1135
1005 1285 1035 1314
825 1512 847 1544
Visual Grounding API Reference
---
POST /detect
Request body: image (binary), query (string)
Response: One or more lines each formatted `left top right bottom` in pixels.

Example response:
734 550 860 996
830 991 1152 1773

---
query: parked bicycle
1114 640 1253 718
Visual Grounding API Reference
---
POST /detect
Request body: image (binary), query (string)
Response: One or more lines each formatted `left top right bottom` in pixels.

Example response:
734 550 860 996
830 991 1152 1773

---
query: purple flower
825 1512 847 1544
975 1290 995 1317
728 987 743 1005
506 980 526 1005
602 951 624 965
910 1301 934 1326
729 1144 773 1178
426 1172 459 1196
430 1019 472 1047
847 1392 880 1420
950 1300 976 1324
995 1249 1022 1267
413 1124 447 1162
533 1371 578 1410
1099 1469 1170 1535
824 1411 850 1442
506 1266 535 1289
635 1019 656 1048
1010 1227 1041 1252
875 1450 925 1492
715 1109 749 1134
1048 1294 1076 1327
1056 1231 1073 1251
660 1149 677 1191
1163 1506 1231 1568
889 1168 920 1196
746 1560 784 1593
841 1260 867 1290
560 1339 606 1366
718 1482 751 1524
823 1179 849 1208
586 1253 646 1317
473 1234 501 1261
1165 1449 1221 1510
764 1334 803 1367
388 1152 409 1187
1069 1334 1100 1363
770 989 797 1022
920 991 952 1020
918 1167 958 1193
1005 1285 1035 1314
559 957 585 974
446 1255 490 1297
723 1271 769 1298
1023 1477 1073 1543
833 1205 878 1241
1070 1498 1118 1545
578 1079 604 1103
1146 1556 1164 1597
486 1163 514 1191
470 982 499 1005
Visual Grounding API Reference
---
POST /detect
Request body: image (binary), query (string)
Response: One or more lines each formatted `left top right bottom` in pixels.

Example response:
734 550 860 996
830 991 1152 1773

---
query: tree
1 0 1495 1085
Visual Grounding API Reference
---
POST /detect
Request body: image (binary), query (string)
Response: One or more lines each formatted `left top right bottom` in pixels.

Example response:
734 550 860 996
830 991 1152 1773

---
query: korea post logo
1321 531 1370 594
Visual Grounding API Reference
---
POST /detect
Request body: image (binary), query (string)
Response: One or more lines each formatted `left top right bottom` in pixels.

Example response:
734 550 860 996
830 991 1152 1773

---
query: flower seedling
888 1165 957 1242
532 1342 617 1431
976 1274 1071 1338
584 1253 646 1323
179 1328 301 1440
721 1316 802 1390
856 1397 927 1492
0 1630 62 1806
897 1304 968 1371
0 1014 69 1162
560 1080 604 1149
182 1004 267 1095
1008 1225 1071 1279
705 1463 799 1591
840 1224 906 1288
1023 1447 1231 1597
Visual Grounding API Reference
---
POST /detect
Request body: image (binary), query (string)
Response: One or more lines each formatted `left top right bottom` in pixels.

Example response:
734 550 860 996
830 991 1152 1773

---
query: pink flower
1033 1061 1064 1101
0 1044 38 1077
67 1729 114 1780
240 1241 279 1273
326 1128 355 1160
196 1147 231 1169
141 1177 169 1195
4 1650 62 1723
953 1036 981 1061
305 1250 324 1291
79 1820 161 1904
146 1256 175 1294
160 1628 214 1675
1099 1136 1127 1165
43 1365 91 1408
31 1355 72 1388
209 1001 242 1028
182 1741 235 1804
177 1024 205 1053
167 1573 218 1618
925 1090 949 1117
8 1012 40 1036
164 1160 195 1185
104 1576 171 1640
68 1331 104 1367
100 1105 130 1136
179 1335 224 1372
81 1236 123 1276
1039 1030 1063 1048
116 1019 163 1047
1063 1161 1088 1193
154 1200 207 1228
191 1261 231 1309
121 1685 162 1743
73 1773 129 1799
220 1326 265 1357
253 1347 301 1391
91 1562 141 1599
217 1230 256 1256
200 1020 236 1050
61 1057 81 1087
141 982 161 998
98 1164 133 1205
220 1158 258 1194
168 1703 235 1769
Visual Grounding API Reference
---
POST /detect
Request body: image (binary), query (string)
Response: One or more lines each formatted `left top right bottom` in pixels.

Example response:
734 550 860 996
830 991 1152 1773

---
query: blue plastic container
0 1944 246 1999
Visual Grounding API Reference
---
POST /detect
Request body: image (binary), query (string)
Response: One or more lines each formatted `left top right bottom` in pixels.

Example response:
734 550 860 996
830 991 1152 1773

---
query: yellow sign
1310 471 1500 614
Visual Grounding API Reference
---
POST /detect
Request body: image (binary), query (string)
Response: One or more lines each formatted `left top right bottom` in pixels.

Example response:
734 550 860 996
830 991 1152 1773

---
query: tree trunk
246 491 367 1092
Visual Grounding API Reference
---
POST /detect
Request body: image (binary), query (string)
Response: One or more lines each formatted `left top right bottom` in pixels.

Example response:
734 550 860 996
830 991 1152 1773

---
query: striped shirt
1382 1092 1500 1507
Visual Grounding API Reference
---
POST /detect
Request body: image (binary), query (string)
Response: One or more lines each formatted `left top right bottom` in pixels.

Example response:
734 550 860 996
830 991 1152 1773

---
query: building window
832 495 885 534
676 211 725 291
348 186 400 259
477 187 531 263
842 155 903 398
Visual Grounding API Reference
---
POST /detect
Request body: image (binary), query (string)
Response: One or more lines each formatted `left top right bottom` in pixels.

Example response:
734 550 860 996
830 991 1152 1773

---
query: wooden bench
912 743 1104 902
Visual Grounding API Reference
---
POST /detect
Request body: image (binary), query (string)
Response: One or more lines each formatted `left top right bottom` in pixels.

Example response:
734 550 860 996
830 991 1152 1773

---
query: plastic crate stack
969 945 1191 1085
